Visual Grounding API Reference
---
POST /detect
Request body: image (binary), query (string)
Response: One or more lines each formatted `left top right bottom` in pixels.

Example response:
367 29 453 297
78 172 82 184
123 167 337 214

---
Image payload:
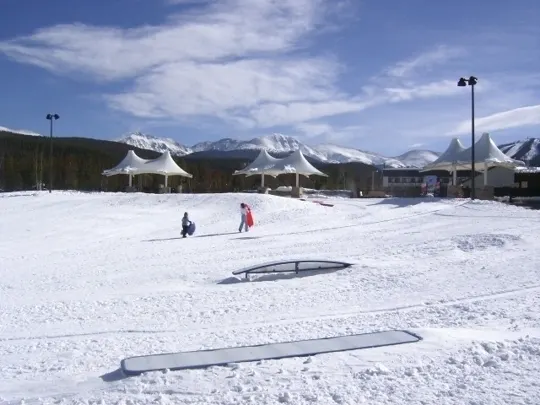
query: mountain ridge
2 125 539 168
116 132 540 168
118 132 440 168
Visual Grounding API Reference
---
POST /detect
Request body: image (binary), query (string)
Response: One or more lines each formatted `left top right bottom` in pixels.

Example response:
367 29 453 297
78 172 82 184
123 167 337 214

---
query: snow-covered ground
1 191 540 405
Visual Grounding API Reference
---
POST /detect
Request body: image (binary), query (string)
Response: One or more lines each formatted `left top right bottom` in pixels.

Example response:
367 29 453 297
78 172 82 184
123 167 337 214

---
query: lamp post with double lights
46 113 60 193
457 76 478 200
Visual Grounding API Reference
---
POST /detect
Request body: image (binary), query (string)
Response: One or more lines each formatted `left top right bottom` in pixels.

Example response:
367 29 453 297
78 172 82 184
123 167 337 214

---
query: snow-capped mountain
312 144 404 167
189 133 430 167
192 134 328 161
119 132 440 167
117 131 540 167
0 126 41 136
191 138 239 153
117 132 192 156
498 138 540 166
4 123 537 167
195 134 440 167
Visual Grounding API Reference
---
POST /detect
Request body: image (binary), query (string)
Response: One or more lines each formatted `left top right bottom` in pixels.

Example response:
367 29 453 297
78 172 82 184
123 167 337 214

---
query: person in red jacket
239 202 250 232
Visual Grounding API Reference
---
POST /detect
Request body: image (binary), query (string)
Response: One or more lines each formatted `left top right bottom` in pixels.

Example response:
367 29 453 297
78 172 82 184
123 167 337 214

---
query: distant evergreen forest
0 131 377 193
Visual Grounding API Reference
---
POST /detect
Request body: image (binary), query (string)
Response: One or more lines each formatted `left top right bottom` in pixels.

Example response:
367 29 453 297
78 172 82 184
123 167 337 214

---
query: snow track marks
3 283 539 343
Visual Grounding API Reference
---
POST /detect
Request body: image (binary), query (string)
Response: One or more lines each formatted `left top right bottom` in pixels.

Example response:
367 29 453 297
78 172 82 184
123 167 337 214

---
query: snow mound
453 233 522 252
1 191 540 404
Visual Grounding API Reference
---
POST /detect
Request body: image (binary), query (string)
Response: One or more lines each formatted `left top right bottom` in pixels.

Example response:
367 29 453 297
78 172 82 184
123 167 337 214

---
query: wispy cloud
448 104 540 135
385 45 465 78
294 122 367 142
165 0 213 4
0 0 323 81
107 57 345 121
0 0 468 135
2 0 537 154
383 80 462 102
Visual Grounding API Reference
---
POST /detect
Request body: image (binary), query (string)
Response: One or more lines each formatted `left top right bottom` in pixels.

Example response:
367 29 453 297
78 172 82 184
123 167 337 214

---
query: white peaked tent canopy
232 149 282 187
103 150 149 175
422 133 525 186
422 138 467 172
233 149 281 176
233 149 328 188
140 150 193 186
453 133 525 186
270 150 328 187
102 150 192 188
102 150 150 187
455 133 525 169
420 138 468 185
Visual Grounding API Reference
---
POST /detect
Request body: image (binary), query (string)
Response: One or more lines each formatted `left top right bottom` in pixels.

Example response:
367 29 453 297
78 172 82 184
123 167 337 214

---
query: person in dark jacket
181 212 191 238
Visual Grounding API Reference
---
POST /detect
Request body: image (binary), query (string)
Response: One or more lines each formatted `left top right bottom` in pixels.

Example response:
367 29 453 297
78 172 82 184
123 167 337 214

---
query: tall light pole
457 76 478 200
46 113 60 193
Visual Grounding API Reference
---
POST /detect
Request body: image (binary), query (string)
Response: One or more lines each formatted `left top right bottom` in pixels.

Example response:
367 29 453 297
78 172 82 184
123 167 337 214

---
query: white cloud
295 122 335 137
2 0 531 147
106 57 343 120
383 80 462 102
448 104 540 135
1 0 369 128
0 0 322 81
295 122 367 143
385 45 465 78
166 0 213 4
247 99 371 128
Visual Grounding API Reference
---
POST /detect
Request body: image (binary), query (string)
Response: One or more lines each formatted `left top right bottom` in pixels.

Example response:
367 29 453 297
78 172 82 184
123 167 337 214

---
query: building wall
382 172 452 188
461 167 515 188
382 167 516 189
382 175 424 188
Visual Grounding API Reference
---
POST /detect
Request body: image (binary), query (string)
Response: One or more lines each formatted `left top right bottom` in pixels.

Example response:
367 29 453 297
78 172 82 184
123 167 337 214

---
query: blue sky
1 0 539 156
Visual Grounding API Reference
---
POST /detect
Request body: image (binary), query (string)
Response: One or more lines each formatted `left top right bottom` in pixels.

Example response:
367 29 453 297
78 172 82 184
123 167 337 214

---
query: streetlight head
468 76 478 85
457 78 467 87
46 114 52 120
53 114 60 120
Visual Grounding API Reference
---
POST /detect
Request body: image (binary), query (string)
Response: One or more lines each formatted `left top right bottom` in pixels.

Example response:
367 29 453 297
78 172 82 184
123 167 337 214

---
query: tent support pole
261 173 265 188
165 175 168 188
129 174 133 187
484 162 488 186
452 166 457 185
295 173 300 188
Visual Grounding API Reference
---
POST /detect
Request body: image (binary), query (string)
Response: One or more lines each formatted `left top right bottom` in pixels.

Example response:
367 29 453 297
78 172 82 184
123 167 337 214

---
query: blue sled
187 222 196 236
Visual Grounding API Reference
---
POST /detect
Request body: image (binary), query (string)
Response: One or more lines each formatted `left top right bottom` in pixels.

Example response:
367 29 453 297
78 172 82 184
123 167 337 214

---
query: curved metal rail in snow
232 259 354 280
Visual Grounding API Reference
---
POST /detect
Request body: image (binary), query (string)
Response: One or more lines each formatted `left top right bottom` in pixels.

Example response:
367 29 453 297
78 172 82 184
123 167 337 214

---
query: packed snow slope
1 192 540 405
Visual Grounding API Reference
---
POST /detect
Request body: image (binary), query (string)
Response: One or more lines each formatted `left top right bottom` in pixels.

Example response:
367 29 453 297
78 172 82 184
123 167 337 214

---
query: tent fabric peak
233 149 327 178
102 150 192 178
233 149 282 177
102 150 149 176
422 133 524 172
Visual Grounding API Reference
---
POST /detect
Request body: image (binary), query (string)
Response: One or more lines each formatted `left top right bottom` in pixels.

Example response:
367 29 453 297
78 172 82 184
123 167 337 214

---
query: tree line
0 131 377 193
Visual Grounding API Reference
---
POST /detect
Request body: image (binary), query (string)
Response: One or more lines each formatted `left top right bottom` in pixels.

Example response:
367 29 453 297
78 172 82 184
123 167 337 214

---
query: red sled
246 210 254 227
